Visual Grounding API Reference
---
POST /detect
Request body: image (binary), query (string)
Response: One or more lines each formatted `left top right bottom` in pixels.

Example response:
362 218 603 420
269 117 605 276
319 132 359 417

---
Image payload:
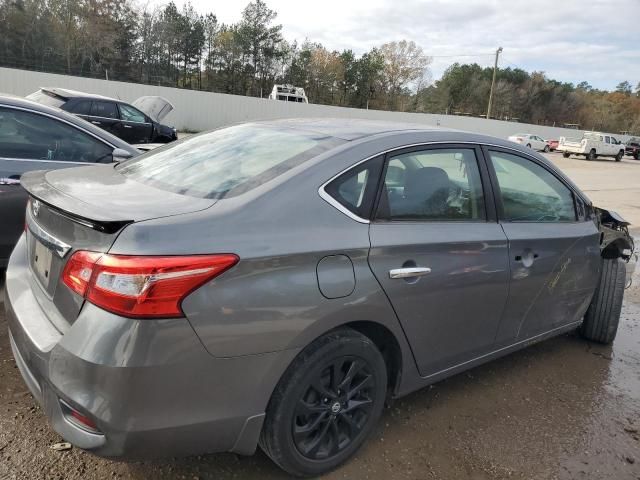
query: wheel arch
272 313 416 407
601 237 633 259
343 320 403 397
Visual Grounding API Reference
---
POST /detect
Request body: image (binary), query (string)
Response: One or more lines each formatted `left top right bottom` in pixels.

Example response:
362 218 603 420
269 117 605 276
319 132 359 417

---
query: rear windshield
26 90 66 108
117 124 343 199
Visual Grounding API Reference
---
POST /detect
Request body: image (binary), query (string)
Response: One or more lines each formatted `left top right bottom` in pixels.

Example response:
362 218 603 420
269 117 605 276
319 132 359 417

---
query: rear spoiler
21 170 133 233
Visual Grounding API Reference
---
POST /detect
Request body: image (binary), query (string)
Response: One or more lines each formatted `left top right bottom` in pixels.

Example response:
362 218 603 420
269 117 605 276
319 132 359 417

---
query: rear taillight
59 400 101 434
62 252 239 318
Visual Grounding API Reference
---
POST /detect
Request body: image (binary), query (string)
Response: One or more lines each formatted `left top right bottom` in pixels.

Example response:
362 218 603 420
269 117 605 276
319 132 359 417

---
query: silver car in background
4 119 633 477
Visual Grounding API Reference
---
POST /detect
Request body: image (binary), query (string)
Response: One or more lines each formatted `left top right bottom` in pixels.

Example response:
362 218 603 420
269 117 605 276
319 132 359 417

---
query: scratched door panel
494 222 600 345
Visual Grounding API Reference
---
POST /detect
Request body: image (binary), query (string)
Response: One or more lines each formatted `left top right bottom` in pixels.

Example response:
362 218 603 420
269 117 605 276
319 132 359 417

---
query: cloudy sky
151 0 640 90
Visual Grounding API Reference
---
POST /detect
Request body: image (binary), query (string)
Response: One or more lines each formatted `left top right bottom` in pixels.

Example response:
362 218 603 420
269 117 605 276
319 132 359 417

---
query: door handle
123 125 133 129
515 250 539 267
389 267 431 279
91 121 101 125
514 253 538 261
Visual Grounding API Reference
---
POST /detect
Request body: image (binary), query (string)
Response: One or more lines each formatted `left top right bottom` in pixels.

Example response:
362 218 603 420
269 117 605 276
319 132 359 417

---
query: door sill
421 321 581 380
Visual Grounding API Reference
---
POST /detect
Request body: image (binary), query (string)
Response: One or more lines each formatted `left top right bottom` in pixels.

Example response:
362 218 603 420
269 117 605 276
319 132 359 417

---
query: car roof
256 118 444 141
250 118 549 156
256 118 585 201
40 87 117 101
0 93 138 154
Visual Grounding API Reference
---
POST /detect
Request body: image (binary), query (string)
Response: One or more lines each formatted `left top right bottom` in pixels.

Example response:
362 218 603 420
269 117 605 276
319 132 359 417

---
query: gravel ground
0 151 639 480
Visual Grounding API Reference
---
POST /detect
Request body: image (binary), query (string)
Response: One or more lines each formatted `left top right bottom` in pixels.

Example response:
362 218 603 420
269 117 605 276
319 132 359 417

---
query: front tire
615 150 624 162
260 329 387 477
544 145 550 153
580 258 626 344
562 152 571 158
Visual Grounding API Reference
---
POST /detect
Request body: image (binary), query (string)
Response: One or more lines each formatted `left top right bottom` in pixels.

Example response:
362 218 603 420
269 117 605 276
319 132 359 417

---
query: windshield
118 124 344 199
26 90 66 108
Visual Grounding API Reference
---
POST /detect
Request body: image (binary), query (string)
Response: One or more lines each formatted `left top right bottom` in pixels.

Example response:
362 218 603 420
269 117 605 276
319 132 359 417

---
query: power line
428 53 496 58
500 56 522 70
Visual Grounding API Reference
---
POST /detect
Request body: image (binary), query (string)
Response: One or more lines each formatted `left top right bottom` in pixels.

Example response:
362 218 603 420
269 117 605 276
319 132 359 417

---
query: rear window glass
118 124 343 199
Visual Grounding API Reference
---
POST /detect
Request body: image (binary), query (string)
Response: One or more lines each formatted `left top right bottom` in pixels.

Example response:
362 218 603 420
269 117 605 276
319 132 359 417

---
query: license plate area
33 238 54 289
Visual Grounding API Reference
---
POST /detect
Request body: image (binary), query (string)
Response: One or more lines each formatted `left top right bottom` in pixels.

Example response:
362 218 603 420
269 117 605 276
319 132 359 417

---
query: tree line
2 0 639 134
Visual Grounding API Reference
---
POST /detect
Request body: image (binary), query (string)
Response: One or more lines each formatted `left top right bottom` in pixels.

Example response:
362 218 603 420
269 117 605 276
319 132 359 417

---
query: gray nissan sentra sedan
4 119 634 477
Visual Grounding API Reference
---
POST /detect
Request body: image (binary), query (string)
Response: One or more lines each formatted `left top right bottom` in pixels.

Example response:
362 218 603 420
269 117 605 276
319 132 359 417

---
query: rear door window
376 148 486 221
119 124 344 199
91 101 118 119
73 100 93 116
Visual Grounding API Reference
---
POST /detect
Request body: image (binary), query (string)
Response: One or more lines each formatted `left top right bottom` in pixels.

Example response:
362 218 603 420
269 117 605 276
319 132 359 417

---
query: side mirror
112 148 133 162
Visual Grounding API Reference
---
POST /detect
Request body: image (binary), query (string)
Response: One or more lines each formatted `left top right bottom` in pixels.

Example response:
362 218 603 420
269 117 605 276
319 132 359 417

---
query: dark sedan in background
4 119 634 477
626 137 640 160
0 94 139 267
27 88 177 144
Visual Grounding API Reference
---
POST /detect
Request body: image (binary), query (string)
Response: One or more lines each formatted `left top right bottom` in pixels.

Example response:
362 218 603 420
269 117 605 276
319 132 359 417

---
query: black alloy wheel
293 356 375 460
260 328 387 477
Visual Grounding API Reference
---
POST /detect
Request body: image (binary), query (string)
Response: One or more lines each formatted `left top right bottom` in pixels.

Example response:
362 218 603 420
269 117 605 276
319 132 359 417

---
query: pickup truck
557 132 626 161
625 137 640 160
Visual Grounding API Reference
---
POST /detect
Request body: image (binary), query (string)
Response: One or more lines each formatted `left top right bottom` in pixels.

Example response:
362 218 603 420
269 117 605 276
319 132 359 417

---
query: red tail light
62 252 239 318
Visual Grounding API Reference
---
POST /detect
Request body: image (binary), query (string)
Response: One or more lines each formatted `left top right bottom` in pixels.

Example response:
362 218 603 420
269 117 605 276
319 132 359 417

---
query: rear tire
580 258 626 344
587 149 597 160
526 143 532 148
634 151 639 160
615 150 623 162
259 328 387 477
543 145 550 153
562 152 571 158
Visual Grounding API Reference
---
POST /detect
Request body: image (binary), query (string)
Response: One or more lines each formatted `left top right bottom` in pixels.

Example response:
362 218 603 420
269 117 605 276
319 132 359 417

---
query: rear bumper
4 236 299 459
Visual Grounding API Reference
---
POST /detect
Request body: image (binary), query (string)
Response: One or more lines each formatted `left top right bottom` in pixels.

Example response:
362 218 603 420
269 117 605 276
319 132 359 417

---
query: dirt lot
1 152 639 480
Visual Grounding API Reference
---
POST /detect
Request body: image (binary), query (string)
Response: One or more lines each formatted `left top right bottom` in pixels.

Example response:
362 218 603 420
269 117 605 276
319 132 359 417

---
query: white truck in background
557 132 625 161
268 84 308 103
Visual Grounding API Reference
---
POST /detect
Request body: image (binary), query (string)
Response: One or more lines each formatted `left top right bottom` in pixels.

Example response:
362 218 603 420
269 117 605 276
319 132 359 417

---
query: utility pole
486 46 502 119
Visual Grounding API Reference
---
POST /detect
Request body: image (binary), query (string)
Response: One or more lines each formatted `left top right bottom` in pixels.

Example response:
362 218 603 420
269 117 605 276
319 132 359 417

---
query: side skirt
394 321 581 398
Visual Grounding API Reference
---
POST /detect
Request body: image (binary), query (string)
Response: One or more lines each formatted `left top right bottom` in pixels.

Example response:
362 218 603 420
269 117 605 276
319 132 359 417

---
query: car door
484 147 601 346
367 145 511 377
0 105 115 263
118 103 153 143
89 100 122 137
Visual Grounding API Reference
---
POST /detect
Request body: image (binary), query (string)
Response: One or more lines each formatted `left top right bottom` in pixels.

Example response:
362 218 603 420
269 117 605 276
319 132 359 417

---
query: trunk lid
132 96 174 123
20 165 215 329
21 165 215 222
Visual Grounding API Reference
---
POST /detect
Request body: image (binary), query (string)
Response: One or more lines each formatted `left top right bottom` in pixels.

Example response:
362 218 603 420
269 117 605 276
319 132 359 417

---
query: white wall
0 67 627 142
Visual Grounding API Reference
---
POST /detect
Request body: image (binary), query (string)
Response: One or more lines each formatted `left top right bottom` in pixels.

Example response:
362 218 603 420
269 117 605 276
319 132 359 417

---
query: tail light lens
60 400 101 434
62 252 239 318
